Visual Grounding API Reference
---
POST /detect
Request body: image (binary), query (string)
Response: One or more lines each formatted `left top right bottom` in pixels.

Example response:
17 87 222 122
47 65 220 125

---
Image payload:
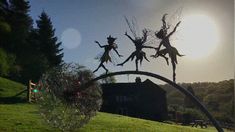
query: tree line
0 0 63 84
161 79 234 124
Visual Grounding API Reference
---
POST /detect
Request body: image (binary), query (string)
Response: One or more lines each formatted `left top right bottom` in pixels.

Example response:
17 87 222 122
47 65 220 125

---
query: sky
28 0 234 84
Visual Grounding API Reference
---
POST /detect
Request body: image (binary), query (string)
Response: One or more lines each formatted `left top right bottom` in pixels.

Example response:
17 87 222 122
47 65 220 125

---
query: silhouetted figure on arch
117 29 156 71
152 14 184 82
93 35 123 74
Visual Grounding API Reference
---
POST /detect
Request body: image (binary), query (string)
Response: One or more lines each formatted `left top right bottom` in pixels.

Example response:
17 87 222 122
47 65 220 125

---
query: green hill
0 77 27 103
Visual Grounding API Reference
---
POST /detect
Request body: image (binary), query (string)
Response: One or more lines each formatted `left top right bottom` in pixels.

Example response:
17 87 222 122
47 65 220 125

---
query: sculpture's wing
124 16 140 39
143 29 161 47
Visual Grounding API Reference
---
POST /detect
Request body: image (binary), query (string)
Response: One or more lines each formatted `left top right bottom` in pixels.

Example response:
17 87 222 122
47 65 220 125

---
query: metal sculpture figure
117 29 156 71
151 14 184 82
93 35 122 74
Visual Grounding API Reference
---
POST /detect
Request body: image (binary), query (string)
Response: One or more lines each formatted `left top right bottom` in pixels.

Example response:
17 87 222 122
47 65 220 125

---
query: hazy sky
29 0 234 83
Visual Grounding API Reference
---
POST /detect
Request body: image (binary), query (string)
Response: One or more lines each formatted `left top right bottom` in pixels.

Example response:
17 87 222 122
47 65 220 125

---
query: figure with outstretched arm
117 29 156 71
93 35 122 74
152 14 184 82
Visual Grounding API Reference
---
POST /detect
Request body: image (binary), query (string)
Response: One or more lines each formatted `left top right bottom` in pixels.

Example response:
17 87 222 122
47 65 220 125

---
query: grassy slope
0 104 223 132
0 77 231 132
0 77 26 97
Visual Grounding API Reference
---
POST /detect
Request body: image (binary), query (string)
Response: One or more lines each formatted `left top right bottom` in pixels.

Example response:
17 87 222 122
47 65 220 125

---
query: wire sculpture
151 14 184 82
93 14 183 82
117 17 156 71
93 35 123 74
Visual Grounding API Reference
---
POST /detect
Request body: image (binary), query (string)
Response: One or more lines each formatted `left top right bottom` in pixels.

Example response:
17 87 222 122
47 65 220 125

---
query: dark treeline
0 0 63 84
161 79 234 123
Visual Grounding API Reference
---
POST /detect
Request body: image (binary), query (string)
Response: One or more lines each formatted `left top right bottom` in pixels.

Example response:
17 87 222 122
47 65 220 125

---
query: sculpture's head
107 35 117 44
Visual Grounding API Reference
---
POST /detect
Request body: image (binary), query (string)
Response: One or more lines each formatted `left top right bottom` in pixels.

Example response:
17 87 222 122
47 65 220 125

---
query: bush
182 108 205 124
38 64 102 131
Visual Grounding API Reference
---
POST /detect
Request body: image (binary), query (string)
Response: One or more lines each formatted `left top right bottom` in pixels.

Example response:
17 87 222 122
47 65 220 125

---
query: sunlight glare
175 14 219 59
61 28 81 49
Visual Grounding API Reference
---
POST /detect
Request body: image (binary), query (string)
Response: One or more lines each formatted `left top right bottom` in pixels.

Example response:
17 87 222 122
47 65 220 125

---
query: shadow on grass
0 97 27 104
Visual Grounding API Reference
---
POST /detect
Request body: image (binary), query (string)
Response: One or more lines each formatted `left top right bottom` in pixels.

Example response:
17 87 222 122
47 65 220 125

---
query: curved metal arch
82 71 223 132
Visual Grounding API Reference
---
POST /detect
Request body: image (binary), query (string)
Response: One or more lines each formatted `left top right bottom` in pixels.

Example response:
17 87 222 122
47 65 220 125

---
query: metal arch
82 71 223 132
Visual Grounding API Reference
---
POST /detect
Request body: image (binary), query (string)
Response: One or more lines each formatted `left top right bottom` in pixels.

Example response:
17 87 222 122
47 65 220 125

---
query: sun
174 14 220 59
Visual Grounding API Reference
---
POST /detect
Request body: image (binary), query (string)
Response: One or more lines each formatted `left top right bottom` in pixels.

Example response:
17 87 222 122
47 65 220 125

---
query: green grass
0 104 54 132
80 112 221 132
0 77 232 132
1 103 232 132
0 77 26 97
0 77 27 103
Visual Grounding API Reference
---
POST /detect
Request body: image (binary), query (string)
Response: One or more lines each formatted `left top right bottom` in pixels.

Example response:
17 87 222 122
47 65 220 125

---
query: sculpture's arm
125 32 135 43
167 21 181 38
95 41 105 48
113 48 123 57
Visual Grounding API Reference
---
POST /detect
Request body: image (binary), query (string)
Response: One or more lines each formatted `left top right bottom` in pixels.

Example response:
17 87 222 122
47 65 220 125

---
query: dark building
100 78 168 121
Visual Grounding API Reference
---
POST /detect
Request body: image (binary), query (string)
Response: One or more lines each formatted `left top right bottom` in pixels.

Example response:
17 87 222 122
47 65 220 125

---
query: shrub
38 64 102 131
182 108 205 124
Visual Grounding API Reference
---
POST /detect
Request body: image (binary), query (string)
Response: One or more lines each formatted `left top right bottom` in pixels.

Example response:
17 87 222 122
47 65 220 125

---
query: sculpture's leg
143 52 150 62
151 50 158 58
171 59 176 82
173 54 178 64
135 59 139 71
101 64 108 74
140 53 144 65
93 63 103 73
117 52 135 66
140 57 143 65
159 54 169 65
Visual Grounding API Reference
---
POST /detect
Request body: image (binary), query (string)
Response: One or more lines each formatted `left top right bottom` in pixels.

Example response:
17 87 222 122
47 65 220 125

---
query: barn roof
101 79 166 94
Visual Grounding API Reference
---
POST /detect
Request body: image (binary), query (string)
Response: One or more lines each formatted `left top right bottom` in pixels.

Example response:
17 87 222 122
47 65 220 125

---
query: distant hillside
160 79 234 122
0 77 27 103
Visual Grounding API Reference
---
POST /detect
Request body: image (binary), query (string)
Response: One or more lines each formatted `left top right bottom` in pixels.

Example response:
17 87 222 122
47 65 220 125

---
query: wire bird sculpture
117 17 157 71
151 14 184 82
93 35 123 74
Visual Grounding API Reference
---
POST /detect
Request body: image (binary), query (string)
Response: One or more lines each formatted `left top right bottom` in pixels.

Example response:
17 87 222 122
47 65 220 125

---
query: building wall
100 79 168 121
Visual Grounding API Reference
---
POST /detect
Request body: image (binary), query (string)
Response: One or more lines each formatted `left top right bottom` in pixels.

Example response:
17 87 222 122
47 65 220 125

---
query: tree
0 0 32 82
6 0 32 55
0 48 15 76
0 1 63 83
184 86 196 108
20 29 49 82
0 0 11 34
36 11 63 68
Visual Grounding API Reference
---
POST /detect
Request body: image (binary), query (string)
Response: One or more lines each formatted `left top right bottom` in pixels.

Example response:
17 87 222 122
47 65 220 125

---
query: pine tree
6 0 32 55
36 11 63 67
0 0 11 44
22 29 49 82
